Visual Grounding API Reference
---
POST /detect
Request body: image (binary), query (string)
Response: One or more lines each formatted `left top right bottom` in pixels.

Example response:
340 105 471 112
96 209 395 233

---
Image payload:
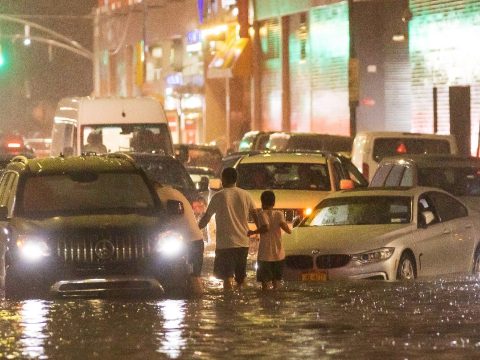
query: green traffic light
0 44 10 71
0 45 5 67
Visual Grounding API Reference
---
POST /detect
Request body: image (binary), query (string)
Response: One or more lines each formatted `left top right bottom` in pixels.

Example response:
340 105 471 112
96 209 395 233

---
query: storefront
409 0 480 154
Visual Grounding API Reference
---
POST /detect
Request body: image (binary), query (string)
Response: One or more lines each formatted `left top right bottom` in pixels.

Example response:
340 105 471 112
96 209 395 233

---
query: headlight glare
17 236 50 260
156 231 185 257
352 247 394 264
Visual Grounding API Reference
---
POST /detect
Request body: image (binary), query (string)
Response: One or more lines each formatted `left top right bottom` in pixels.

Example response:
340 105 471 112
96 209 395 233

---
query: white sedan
283 187 480 282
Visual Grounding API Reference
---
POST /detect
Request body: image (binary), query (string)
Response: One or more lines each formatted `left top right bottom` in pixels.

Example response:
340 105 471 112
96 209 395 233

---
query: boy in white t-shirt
248 190 291 291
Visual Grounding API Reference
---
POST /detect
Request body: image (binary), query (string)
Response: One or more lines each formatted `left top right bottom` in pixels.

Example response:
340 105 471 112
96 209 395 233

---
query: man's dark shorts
256 260 284 282
214 247 249 284
189 239 205 277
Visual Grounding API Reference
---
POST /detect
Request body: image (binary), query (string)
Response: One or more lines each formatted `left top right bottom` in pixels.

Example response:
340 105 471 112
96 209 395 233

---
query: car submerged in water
283 187 480 282
0 154 190 299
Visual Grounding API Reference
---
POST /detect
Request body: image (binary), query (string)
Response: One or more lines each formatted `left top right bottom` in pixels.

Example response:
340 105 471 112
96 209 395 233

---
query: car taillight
7 142 22 148
362 163 369 179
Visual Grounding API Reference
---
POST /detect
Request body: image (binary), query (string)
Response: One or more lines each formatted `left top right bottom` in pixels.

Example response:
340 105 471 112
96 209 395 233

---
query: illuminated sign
186 30 201 45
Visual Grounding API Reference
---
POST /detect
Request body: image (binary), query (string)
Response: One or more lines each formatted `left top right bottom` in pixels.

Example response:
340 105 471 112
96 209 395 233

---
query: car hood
246 189 331 209
283 224 413 255
10 214 165 236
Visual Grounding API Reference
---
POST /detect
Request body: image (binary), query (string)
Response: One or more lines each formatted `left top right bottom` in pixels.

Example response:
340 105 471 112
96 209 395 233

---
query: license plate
301 271 328 282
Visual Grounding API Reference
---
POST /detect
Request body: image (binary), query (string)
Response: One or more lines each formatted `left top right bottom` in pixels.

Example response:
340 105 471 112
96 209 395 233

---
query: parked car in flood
233 151 367 223
283 187 480 282
351 131 459 181
370 154 480 212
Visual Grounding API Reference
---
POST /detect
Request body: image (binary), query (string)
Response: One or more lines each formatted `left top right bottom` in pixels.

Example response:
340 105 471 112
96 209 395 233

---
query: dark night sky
0 0 97 135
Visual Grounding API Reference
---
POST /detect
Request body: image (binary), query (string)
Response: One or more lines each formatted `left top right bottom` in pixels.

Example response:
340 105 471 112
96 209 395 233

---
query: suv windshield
81 124 172 155
19 172 156 217
304 196 412 226
237 163 330 191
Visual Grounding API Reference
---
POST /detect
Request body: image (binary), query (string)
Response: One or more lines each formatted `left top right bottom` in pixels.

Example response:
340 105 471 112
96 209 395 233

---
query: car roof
325 186 449 199
270 132 351 138
380 154 480 167
355 131 454 139
238 152 329 164
123 152 179 162
5 155 138 175
174 144 221 151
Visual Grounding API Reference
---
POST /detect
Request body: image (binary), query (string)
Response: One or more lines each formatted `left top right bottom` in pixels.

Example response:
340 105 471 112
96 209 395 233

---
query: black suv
0 155 190 298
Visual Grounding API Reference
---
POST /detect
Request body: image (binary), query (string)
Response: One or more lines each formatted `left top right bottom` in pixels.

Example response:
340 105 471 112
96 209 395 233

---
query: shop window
147 45 163 82
260 19 280 60
298 13 308 61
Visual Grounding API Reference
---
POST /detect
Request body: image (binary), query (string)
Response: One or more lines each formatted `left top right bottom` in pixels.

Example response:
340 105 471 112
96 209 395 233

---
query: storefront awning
207 38 251 79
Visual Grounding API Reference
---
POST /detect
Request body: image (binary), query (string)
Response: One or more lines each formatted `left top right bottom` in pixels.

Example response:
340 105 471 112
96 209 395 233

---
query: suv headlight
16 236 50 260
156 231 185 257
351 247 394 264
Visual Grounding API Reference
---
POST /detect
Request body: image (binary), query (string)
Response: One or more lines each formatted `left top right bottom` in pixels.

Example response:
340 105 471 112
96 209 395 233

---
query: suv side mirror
0 206 8 220
166 200 184 216
197 176 210 192
340 179 355 190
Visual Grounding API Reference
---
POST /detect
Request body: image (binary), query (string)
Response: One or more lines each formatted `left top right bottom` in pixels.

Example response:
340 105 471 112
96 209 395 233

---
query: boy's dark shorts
188 239 205 277
214 247 249 284
256 260 284 282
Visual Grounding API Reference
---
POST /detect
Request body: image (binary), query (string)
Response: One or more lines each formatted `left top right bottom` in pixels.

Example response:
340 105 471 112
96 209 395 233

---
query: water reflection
20 300 49 359
156 300 186 359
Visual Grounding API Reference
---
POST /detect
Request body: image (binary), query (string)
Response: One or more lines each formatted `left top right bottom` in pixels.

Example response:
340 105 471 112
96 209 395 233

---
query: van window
399 166 414 186
385 165 405 187
267 134 352 152
370 164 393 187
81 124 173 155
51 123 75 156
372 138 451 162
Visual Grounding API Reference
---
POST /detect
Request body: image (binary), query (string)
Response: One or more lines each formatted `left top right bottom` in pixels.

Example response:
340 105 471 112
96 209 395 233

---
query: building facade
93 0 480 155
94 0 204 144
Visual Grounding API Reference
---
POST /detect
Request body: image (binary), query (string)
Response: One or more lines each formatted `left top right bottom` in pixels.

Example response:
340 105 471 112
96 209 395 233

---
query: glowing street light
23 25 31 46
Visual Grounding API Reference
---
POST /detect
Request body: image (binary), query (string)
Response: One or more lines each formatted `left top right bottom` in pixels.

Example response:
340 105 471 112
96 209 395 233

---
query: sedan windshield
237 162 330 191
304 196 412 226
20 172 156 217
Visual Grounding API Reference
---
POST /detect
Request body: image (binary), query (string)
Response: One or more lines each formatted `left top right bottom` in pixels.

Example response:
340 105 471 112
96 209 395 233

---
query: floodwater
2 255 480 359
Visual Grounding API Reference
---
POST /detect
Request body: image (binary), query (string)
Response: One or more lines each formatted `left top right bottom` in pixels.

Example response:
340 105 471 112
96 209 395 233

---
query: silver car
283 187 480 282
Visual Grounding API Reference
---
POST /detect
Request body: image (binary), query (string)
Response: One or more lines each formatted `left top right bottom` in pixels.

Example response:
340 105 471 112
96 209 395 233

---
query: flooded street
2 255 480 359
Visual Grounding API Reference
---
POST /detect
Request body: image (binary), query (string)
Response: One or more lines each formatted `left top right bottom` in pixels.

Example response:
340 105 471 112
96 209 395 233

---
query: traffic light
0 43 9 71
0 44 5 67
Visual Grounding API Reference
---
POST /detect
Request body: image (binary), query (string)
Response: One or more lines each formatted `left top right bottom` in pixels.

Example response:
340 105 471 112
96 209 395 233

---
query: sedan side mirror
166 200 184 216
419 210 435 228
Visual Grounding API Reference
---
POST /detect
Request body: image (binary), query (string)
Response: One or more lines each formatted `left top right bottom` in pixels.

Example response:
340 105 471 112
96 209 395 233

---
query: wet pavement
1 253 480 359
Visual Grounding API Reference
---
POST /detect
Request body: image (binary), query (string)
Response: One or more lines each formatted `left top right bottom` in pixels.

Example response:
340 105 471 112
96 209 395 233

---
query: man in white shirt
199 167 258 291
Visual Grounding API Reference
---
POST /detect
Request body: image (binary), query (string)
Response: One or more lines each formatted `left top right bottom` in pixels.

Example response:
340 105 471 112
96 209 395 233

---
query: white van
351 131 459 181
51 97 174 157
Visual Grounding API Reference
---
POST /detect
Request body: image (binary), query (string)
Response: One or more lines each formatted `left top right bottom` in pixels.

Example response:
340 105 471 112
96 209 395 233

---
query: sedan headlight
156 231 185 257
16 236 50 261
351 247 394 264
